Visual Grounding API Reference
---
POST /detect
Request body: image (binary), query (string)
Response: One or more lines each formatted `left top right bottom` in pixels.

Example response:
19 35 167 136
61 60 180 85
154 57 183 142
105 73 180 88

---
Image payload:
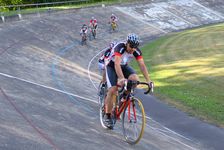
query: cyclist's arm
137 58 151 83
114 55 125 81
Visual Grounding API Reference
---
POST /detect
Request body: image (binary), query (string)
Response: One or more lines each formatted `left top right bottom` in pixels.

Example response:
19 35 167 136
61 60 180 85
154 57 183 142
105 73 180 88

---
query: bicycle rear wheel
98 83 107 104
99 83 108 129
122 98 146 144
100 103 108 129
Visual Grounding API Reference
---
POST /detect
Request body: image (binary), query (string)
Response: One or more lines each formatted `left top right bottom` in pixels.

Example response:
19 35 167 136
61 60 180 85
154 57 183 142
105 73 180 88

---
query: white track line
145 115 193 141
193 0 224 19
115 6 168 34
147 124 197 150
152 3 195 26
0 72 96 104
87 47 108 90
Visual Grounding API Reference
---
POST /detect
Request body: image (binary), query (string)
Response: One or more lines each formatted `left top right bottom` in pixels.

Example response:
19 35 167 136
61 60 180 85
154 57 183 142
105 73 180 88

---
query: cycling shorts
106 65 136 88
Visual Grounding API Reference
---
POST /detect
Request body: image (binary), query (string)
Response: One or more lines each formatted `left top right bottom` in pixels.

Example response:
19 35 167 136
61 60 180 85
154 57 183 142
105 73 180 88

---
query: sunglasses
129 43 138 49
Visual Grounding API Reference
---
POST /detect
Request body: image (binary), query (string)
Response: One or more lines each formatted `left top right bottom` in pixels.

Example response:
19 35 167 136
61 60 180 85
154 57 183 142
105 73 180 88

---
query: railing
0 0 141 23
0 0 127 23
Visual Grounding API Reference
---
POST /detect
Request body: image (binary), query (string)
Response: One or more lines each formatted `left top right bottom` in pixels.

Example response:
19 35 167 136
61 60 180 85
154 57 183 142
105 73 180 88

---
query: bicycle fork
128 99 137 123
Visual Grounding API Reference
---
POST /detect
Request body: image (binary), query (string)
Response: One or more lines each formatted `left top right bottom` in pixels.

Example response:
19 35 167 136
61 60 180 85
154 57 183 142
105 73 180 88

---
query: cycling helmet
82 24 87 27
127 33 140 48
91 16 94 20
111 14 115 16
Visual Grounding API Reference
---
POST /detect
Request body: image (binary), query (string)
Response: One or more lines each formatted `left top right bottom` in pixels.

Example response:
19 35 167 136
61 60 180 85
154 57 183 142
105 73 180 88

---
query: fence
0 0 140 23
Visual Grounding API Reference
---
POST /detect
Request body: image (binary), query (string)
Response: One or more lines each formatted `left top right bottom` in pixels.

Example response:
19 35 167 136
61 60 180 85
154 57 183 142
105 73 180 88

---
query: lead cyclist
103 33 154 129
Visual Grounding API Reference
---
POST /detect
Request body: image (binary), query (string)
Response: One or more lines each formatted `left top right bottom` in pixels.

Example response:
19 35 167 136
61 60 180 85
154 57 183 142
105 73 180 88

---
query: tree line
0 0 83 6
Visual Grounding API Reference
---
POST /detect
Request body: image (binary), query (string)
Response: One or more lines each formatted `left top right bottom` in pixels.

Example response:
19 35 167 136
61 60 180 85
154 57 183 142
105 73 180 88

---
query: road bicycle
98 80 152 144
80 32 87 46
108 21 118 33
89 26 96 40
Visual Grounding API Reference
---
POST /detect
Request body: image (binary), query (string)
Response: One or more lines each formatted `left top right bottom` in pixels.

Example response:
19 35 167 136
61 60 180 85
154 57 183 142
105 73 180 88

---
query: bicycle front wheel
122 98 146 145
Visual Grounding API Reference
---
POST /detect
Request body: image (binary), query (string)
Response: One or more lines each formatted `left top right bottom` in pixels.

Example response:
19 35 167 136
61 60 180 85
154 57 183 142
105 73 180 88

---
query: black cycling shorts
106 65 136 88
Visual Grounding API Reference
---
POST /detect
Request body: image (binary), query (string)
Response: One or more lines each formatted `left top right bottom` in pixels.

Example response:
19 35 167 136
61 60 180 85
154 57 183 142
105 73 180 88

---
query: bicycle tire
100 103 108 129
122 97 146 145
99 83 108 129
98 82 107 105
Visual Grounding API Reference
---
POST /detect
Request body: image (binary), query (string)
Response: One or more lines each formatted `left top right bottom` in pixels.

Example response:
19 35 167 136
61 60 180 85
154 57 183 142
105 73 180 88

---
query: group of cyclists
80 14 118 41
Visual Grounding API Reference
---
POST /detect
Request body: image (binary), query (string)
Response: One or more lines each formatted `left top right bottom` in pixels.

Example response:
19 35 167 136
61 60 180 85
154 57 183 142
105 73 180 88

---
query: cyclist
103 33 153 129
98 41 116 86
80 24 88 36
89 17 98 35
109 14 118 24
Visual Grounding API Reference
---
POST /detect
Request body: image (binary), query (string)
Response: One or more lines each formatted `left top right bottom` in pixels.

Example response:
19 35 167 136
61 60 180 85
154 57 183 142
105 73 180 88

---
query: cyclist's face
127 43 136 54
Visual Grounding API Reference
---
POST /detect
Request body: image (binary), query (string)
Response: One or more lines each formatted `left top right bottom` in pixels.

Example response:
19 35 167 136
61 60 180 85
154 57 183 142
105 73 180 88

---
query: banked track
0 0 224 150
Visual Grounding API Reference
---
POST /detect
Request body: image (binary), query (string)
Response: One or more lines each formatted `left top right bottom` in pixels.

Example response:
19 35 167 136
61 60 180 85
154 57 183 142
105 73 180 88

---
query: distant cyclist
103 33 154 129
109 14 118 24
80 24 88 35
89 16 98 33
98 41 116 85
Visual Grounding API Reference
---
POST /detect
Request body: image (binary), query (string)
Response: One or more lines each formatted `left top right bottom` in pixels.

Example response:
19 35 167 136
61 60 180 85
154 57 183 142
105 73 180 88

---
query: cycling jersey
90 19 97 24
99 48 111 63
90 19 97 28
107 42 143 67
80 27 88 34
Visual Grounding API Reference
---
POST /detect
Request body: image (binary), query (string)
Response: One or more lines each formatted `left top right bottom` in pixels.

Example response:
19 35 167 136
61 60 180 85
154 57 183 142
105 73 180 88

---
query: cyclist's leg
105 65 117 114
104 66 117 128
105 86 116 115
122 65 138 81
128 74 139 82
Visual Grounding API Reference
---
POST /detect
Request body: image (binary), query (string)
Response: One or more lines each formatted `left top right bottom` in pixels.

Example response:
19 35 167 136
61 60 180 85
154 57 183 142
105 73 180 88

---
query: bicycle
108 21 118 33
89 26 96 40
80 32 87 46
98 81 107 105
99 80 152 144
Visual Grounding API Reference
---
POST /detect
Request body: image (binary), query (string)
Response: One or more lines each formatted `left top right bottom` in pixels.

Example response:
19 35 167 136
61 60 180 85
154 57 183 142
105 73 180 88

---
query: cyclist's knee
128 74 139 81
107 86 117 95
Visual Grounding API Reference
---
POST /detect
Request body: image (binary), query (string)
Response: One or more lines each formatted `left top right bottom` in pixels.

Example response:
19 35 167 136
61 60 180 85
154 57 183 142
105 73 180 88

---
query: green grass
0 0 137 17
131 23 224 127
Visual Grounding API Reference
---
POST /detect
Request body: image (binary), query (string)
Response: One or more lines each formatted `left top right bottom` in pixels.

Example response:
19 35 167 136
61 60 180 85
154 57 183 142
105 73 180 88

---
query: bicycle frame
111 21 117 30
114 93 137 123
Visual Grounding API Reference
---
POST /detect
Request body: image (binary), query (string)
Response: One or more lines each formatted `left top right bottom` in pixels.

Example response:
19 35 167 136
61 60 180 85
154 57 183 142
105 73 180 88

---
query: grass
0 0 137 17
131 23 224 127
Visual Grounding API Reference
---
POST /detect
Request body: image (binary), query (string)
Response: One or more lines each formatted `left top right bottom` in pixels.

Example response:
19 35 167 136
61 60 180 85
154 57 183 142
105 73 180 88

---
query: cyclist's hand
117 78 127 87
148 81 154 93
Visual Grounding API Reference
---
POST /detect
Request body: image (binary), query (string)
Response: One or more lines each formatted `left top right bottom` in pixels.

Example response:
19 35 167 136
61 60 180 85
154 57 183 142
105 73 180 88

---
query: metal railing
0 0 114 23
0 0 141 23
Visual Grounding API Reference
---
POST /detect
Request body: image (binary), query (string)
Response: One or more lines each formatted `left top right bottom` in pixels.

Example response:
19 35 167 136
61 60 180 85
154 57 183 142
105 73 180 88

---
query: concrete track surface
0 0 224 150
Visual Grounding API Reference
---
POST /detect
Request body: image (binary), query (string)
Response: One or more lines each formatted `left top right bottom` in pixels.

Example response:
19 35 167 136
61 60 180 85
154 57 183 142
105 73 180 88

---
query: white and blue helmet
127 33 140 48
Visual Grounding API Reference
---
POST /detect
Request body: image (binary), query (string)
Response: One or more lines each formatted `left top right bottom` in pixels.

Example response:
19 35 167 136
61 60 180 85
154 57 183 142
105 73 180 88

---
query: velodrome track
0 0 224 149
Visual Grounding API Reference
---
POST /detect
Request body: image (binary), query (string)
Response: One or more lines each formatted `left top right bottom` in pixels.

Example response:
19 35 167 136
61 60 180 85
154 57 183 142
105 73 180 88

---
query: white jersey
107 41 142 67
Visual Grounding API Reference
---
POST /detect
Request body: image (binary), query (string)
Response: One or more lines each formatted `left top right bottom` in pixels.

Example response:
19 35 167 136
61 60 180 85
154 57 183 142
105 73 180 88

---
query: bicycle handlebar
121 80 153 94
